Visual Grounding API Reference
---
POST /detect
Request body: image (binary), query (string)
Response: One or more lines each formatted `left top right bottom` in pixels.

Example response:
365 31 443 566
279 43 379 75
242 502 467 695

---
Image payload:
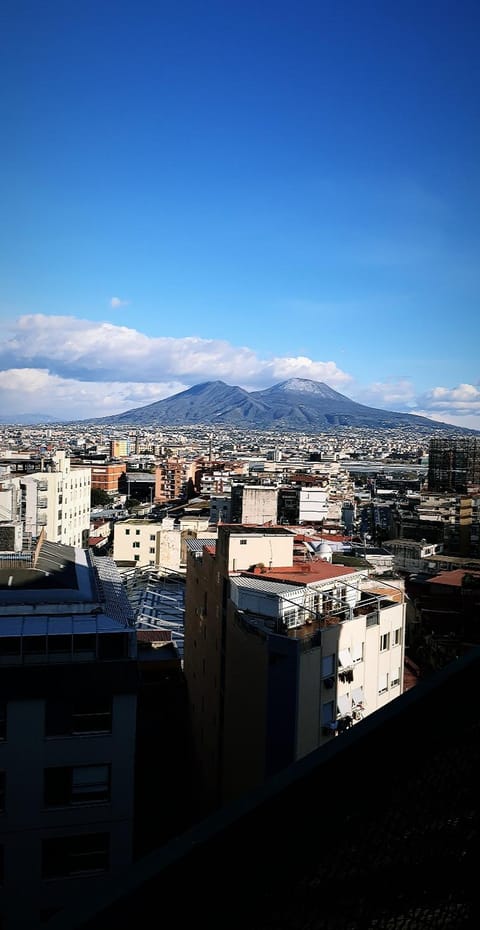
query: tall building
428 437 480 493
1 451 91 548
109 439 130 458
155 459 188 503
0 538 137 928
184 525 405 806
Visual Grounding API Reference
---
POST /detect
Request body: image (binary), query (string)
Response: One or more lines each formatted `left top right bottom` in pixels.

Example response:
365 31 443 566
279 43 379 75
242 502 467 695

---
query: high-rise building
184 525 405 807
428 437 480 493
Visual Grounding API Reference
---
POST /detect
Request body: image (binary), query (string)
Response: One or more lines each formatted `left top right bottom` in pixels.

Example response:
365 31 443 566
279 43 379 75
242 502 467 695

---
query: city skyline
1 1 479 427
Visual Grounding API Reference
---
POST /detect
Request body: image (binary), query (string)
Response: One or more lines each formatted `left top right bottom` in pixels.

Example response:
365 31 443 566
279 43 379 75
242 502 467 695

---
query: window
0 703 5 740
42 833 109 879
74 633 96 659
45 697 112 737
150 534 155 541
240 539 247 545
321 654 335 678
391 668 400 687
72 765 110 804
0 638 21 660
322 701 335 725
134 555 140 562
378 672 389 694
125 529 130 536
44 764 110 807
380 633 390 652
23 636 47 660
0 772 5 812
149 547 155 554
393 628 402 647
48 636 72 657
135 529 140 536
98 633 126 660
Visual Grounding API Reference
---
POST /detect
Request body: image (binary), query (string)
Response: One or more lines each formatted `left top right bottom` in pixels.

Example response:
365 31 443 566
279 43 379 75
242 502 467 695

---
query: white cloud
0 369 187 419
413 383 480 429
1 315 479 429
349 378 480 430
0 314 352 393
110 297 129 309
354 379 417 408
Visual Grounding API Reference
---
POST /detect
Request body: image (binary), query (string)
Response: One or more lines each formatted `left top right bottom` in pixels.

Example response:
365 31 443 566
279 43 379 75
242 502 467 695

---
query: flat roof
429 570 480 588
241 563 358 585
220 524 295 536
0 539 85 601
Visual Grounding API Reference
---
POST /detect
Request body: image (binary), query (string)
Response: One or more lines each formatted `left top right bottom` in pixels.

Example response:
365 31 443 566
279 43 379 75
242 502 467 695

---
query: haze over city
1 1 479 427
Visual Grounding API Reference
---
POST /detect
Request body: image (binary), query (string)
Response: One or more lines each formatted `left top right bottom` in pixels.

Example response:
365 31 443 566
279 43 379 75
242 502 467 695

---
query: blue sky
1 0 479 426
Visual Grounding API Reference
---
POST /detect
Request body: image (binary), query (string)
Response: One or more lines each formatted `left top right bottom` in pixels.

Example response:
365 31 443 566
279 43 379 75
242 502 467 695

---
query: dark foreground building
44 645 479 930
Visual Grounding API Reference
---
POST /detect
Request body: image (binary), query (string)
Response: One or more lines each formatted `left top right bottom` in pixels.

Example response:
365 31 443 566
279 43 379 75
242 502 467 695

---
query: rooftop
243 562 358 585
429 569 480 588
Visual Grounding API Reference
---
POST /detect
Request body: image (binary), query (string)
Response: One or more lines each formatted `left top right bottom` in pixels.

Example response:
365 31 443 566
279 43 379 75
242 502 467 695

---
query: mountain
0 413 61 425
87 378 467 432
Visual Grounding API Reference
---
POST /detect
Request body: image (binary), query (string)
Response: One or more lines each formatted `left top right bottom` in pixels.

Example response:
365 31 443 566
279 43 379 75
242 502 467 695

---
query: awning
352 686 364 705
337 693 352 716
339 648 352 668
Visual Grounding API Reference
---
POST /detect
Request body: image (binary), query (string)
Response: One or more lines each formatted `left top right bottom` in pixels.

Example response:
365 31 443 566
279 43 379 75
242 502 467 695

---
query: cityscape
1 412 479 926
1 1 479 928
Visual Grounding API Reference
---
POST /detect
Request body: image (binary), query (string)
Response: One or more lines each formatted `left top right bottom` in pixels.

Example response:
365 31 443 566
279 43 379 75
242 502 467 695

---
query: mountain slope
88 378 465 431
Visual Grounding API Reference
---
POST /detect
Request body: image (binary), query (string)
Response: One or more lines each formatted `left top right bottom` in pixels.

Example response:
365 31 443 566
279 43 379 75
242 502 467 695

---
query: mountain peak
271 379 344 399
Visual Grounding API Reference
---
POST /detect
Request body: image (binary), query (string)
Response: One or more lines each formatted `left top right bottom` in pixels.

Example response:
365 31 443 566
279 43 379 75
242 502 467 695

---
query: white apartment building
2 452 91 548
299 487 329 523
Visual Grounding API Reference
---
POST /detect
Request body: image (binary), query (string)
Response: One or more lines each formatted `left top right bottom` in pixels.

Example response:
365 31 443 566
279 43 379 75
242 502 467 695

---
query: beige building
113 516 216 573
184 525 406 806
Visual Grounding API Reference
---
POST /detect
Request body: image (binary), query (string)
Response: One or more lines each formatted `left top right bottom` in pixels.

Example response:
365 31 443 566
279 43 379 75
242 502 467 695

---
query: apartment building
1 452 91 548
231 484 278 525
113 516 216 573
0 539 137 928
86 463 125 494
184 525 405 806
154 459 188 503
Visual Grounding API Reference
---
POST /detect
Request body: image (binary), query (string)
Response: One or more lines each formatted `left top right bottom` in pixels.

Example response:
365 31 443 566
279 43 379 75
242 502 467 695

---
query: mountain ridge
78 378 475 432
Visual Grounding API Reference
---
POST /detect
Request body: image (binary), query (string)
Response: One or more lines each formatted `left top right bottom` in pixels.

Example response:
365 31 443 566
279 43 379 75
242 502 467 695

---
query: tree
91 488 112 507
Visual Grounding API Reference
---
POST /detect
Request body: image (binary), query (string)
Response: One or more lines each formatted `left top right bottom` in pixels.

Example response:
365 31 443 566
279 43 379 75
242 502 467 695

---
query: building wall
20 453 91 547
113 520 160 567
88 464 125 493
184 547 225 806
0 692 136 927
222 608 269 801
299 487 329 523
241 487 278 525
226 532 294 573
